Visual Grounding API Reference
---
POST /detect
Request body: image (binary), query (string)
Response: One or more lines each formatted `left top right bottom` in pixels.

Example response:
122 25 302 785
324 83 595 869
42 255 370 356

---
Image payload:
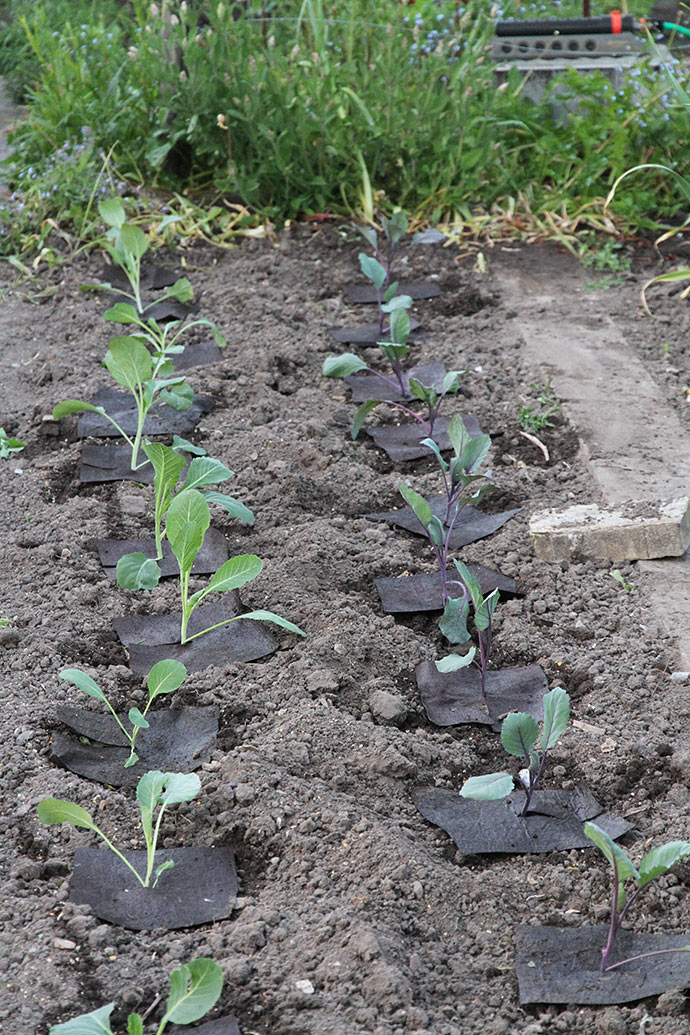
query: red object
611 10 623 32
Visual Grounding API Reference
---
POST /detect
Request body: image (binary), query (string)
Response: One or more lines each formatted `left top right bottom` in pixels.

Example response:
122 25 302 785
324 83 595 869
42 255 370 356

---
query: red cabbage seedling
359 211 410 334
585 822 690 971
48 956 223 1034
53 334 194 470
38 769 201 888
117 488 305 645
437 561 499 695
59 659 187 768
397 415 492 599
460 687 570 815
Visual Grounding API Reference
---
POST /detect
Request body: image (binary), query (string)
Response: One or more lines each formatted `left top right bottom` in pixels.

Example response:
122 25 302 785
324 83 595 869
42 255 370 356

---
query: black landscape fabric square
376 566 516 614
96 528 228 579
367 496 520 549
415 662 547 728
343 279 441 303
412 785 630 854
515 925 690 1004
114 601 278 675
170 340 223 371
80 443 155 484
169 1018 240 1035
347 361 447 402
70 846 237 930
52 705 219 788
366 414 481 462
102 262 180 292
104 291 197 322
329 317 422 345
77 387 213 439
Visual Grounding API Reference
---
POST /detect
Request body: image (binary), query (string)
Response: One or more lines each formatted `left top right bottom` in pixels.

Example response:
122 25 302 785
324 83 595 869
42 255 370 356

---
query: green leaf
99 197 126 228
120 222 148 260
126 1013 144 1035
541 686 570 750
205 554 263 594
202 490 254 525
153 858 175 886
388 307 410 345
447 413 467 457
49 1003 115 1035
475 588 499 632
458 432 491 474
136 770 167 815
352 400 380 439
59 668 106 702
384 210 408 243
439 596 471 645
182 457 233 492
128 707 149 730
501 712 539 759
420 437 449 471
103 302 140 324
638 841 690 889
143 441 186 498
441 370 461 395
163 958 223 1025
105 337 152 392
381 294 412 313
159 771 201 805
147 659 187 700
160 381 194 411
407 377 430 403
397 482 432 529
359 253 386 289
452 561 483 611
166 490 211 561
172 435 206 456
460 772 514 801
322 353 368 378
383 280 398 304
116 552 162 591
240 609 306 636
427 514 444 548
584 822 639 885
359 226 377 250
37 798 97 830
167 277 194 303
212 325 227 347
53 400 106 419
435 647 476 672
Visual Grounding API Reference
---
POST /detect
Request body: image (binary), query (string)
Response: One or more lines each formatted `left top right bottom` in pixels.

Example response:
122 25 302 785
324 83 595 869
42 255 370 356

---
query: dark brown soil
2 224 690 1035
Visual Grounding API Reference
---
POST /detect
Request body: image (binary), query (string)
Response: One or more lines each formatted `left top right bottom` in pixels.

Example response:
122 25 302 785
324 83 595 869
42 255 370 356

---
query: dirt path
2 228 690 1034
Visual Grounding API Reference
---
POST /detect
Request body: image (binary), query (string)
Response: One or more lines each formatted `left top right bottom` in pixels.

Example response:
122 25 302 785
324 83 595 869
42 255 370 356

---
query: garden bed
2 224 690 1034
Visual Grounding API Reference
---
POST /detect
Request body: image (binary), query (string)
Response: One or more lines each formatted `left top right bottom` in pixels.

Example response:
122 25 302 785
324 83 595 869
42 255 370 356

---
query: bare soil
2 224 690 1035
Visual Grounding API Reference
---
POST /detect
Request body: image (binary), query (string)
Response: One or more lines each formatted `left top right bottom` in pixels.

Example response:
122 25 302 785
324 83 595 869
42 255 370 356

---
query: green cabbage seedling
397 415 492 601
117 488 305 645
53 334 193 470
38 770 201 888
0 428 25 458
460 687 570 815
59 659 187 767
49 956 223 1034
585 822 690 971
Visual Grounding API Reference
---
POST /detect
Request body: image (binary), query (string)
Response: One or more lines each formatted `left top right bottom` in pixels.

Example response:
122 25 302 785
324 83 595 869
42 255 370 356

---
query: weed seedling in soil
117 488 305 645
0 427 24 458
49 956 223 1034
436 561 499 694
517 378 561 432
585 822 690 971
53 334 194 470
38 769 201 888
397 415 492 599
137 440 253 561
460 687 570 815
610 568 635 592
59 659 187 768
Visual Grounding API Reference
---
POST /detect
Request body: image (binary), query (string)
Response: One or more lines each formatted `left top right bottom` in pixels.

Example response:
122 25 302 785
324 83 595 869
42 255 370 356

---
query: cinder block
529 498 690 562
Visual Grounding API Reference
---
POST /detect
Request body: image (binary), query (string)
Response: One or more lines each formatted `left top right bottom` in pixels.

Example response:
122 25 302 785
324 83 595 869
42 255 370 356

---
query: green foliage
59 660 187 768
48 958 223 1034
517 378 561 432
0 427 25 458
460 688 570 814
39 769 201 888
117 488 305 645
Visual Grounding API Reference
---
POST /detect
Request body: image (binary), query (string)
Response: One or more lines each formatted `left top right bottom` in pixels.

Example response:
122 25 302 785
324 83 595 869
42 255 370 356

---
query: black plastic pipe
495 15 635 35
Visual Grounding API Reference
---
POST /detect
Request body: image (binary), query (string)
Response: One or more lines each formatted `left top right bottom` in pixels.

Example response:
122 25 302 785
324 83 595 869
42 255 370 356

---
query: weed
0 428 24 458
517 378 561 432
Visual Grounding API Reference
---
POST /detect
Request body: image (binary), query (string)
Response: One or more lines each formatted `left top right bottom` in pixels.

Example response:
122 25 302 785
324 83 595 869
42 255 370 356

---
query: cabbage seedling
397 415 492 600
117 488 305 645
38 769 201 888
140 440 253 561
359 211 409 334
53 335 193 470
585 822 690 971
437 561 499 695
59 659 187 768
0 428 24 458
49 956 223 1035
460 687 570 816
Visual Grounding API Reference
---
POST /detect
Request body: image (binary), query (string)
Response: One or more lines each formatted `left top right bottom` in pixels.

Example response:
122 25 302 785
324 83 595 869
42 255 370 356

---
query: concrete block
529 497 690 562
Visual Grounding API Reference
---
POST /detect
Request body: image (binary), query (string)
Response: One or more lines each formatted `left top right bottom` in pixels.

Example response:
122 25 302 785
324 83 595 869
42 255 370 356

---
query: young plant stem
144 800 169 887
602 945 690 972
477 621 492 697
520 744 549 816
92 823 147 888
179 570 192 644
183 614 250 644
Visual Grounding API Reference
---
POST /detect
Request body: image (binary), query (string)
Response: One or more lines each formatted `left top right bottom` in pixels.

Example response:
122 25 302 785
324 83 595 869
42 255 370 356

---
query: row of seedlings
321 214 690 1006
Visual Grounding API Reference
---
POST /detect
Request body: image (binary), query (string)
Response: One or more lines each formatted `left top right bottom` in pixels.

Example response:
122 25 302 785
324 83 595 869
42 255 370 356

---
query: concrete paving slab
493 249 690 666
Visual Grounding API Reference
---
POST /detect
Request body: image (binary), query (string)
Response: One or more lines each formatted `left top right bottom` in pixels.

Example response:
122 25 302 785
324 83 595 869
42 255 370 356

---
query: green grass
1 0 690 257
